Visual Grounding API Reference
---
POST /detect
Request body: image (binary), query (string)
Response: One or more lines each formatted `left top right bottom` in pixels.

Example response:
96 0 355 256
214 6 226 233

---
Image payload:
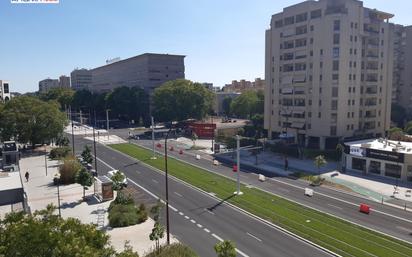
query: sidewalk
19 153 176 255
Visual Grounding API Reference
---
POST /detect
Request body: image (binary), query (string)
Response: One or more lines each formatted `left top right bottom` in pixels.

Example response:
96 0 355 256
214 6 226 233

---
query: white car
107 170 128 186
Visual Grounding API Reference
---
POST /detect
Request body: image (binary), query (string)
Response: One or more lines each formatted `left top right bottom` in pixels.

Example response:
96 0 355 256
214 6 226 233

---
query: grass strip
110 143 412 257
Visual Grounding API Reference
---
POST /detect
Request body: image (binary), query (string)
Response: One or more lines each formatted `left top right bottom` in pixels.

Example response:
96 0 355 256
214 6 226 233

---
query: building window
295 38 307 47
333 60 339 71
318 112 321 118
311 9 322 19
385 163 401 178
320 75 323 81
333 47 340 58
296 12 308 23
319 100 322 106
320 61 323 68
295 63 306 71
332 74 339 80
310 25 314 31
310 38 314 44
331 100 338 110
296 25 307 35
333 20 340 31
352 158 366 172
333 34 340 44
275 19 283 28
369 161 381 174
330 126 337 136
320 49 324 55
284 16 295 25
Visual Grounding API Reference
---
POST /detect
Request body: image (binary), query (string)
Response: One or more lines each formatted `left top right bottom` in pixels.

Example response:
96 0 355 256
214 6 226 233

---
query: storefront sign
366 148 404 163
350 146 366 157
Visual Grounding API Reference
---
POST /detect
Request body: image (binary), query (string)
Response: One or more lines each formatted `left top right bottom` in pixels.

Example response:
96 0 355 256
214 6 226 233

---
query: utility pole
211 116 215 153
93 109 98 176
106 109 110 140
57 176 61 217
44 145 48 176
151 116 156 159
164 126 173 245
235 135 243 195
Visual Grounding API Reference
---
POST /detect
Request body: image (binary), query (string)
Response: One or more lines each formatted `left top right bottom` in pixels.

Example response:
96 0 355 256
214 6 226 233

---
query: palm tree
314 155 327 175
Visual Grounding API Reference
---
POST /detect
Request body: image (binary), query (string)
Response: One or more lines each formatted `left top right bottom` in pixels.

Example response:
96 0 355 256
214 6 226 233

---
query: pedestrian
25 171 29 182
284 158 289 171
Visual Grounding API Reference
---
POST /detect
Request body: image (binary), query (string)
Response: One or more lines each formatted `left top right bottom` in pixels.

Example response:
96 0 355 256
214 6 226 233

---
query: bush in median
50 146 71 160
108 192 148 228
59 156 82 184
144 243 198 257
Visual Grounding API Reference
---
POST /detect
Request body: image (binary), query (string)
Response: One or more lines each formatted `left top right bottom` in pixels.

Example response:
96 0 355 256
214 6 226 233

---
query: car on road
107 170 128 186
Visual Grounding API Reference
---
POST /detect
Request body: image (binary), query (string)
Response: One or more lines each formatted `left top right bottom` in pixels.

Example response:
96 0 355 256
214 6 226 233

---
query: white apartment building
0 80 11 102
264 0 394 150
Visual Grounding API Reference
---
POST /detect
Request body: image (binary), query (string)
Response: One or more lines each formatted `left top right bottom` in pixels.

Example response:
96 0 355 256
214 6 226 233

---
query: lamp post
70 106 75 155
164 125 173 245
44 145 48 176
106 109 110 140
56 174 61 217
151 116 157 159
234 135 243 195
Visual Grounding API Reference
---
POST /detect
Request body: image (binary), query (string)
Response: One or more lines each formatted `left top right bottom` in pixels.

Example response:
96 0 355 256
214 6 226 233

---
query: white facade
0 80 11 102
70 69 92 91
265 0 394 149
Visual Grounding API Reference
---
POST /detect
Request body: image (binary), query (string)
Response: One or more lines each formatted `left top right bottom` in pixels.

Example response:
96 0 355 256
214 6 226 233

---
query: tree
391 103 406 127
214 240 236 257
81 145 93 164
336 143 344 171
314 155 327 175
149 222 165 254
404 121 412 135
191 132 198 148
72 89 93 111
222 97 233 116
41 87 75 110
229 90 264 119
111 170 126 191
388 127 404 140
0 204 116 257
75 167 93 200
0 96 67 145
153 79 214 122
116 241 139 257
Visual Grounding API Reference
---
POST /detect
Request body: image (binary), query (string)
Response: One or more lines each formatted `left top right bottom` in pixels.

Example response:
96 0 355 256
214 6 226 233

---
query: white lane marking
204 228 210 233
179 212 184 216
190 219 196 224
151 179 159 184
184 216 189 219
396 226 411 233
278 188 290 193
247 232 262 242
197 224 203 228
212 233 223 242
205 208 215 215
170 205 178 212
236 248 251 257
174 192 183 197
328 204 343 210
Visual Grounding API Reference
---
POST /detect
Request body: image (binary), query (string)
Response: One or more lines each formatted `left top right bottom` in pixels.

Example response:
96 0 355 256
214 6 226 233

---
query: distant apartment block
213 92 241 115
88 53 185 94
392 25 412 111
70 69 92 91
38 78 59 94
264 0 394 150
59 75 71 88
223 78 265 93
0 80 11 102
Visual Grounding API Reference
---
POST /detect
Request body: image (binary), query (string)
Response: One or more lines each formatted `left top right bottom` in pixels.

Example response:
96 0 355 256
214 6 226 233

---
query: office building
59 75 71 88
70 69 92 91
89 53 185 93
392 25 412 111
223 78 265 93
38 78 59 93
0 80 11 102
264 0 394 149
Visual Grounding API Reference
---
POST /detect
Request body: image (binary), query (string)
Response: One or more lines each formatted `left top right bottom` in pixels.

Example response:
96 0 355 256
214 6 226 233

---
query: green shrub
145 243 198 257
59 157 82 184
49 147 71 160
112 191 135 206
108 202 148 228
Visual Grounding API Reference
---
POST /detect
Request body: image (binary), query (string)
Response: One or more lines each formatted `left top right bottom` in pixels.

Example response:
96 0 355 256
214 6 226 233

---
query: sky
0 0 411 93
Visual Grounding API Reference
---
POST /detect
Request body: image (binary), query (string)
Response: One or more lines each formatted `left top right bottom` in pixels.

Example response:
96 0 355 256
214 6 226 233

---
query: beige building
38 78 59 94
70 69 92 91
392 25 412 111
264 0 394 149
223 78 265 93
59 75 71 88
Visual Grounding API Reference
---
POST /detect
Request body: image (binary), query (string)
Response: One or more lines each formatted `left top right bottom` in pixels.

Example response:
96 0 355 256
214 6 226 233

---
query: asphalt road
73 136 332 257
116 134 412 243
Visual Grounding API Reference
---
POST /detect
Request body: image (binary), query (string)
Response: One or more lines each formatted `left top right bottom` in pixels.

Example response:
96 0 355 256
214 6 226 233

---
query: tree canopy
40 87 75 110
0 96 67 145
153 79 214 122
230 90 263 119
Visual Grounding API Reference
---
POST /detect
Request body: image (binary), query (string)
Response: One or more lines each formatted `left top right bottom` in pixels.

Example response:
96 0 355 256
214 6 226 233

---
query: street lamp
93 109 98 176
164 124 173 245
70 105 75 155
55 173 61 218
106 109 110 140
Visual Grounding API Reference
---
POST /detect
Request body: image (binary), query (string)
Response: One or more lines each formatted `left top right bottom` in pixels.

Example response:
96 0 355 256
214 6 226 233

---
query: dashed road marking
197 224 203 228
328 204 343 210
184 215 189 219
174 192 183 197
151 179 159 184
247 232 262 242
179 212 184 216
212 233 223 242
190 219 196 224
204 228 210 233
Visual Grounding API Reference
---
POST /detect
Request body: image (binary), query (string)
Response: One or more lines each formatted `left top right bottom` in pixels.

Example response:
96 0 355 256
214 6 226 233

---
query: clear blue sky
0 0 410 93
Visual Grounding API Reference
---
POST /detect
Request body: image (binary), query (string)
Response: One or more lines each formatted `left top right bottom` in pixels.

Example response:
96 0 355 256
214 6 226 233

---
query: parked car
107 170 128 186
